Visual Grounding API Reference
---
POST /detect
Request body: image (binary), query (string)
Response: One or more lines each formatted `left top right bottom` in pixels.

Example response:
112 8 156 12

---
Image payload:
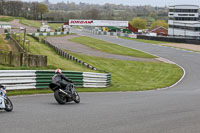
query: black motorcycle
49 82 80 104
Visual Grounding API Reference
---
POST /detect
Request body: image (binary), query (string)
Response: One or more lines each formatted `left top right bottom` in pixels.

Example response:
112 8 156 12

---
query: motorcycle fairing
0 97 5 109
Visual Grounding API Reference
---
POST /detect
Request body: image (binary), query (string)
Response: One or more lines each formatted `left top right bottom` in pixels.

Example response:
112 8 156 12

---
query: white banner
69 19 128 27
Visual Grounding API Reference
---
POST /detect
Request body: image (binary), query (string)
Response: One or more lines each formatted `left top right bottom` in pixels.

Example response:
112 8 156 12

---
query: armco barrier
0 70 111 90
137 35 200 45
28 31 69 37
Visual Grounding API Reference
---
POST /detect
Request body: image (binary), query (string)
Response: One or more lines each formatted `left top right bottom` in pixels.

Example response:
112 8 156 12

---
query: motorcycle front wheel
4 97 13 112
54 89 67 104
74 92 80 103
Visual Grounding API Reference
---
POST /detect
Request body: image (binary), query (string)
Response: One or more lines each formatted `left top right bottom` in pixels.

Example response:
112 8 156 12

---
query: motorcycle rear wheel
54 90 66 104
4 97 13 112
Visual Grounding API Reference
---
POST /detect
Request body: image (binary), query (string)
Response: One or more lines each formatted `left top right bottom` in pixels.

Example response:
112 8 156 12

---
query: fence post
44 56 47 67
28 54 31 67
9 51 12 65
27 41 30 52
20 53 24 66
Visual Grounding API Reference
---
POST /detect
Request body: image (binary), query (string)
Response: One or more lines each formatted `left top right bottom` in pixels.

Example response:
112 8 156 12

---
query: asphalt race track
1 30 200 133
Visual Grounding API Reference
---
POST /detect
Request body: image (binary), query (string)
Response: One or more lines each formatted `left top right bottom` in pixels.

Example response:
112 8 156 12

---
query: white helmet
55 68 62 74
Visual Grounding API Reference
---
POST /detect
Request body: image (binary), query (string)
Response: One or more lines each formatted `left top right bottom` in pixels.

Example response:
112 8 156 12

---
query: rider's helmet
55 68 62 74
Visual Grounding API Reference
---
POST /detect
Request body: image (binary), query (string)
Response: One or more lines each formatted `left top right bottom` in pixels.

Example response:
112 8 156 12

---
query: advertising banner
69 19 128 27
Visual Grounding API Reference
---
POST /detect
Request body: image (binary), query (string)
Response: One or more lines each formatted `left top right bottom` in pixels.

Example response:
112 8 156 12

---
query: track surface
1 29 200 133
45 35 158 62
9 19 37 33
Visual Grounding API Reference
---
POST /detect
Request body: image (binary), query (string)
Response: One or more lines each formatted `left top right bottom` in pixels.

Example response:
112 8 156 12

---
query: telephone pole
1 0 4 15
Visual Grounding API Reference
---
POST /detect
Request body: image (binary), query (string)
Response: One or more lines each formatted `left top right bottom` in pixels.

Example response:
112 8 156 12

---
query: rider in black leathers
52 69 74 94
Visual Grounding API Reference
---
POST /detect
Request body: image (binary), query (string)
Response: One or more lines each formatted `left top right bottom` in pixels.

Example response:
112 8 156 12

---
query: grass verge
19 19 41 28
0 34 9 51
159 44 200 53
0 16 22 22
23 36 94 72
7 89 52 96
119 36 171 44
4 36 183 95
0 36 93 72
69 36 157 58
120 36 200 53
66 51 183 91
48 23 63 30
19 20 62 30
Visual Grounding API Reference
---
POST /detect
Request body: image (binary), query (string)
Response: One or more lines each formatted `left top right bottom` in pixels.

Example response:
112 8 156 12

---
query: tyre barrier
28 31 69 37
41 39 98 71
0 70 111 90
82 28 136 38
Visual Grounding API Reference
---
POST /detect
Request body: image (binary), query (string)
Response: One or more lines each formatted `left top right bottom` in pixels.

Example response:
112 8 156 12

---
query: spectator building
168 5 200 39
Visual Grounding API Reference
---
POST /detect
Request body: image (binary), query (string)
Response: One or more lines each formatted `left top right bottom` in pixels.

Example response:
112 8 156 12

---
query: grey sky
24 0 200 7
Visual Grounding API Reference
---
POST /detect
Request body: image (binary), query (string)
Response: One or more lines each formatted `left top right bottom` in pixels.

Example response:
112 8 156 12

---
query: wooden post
28 54 31 67
9 51 12 65
20 53 23 66
27 41 30 52
23 28 26 50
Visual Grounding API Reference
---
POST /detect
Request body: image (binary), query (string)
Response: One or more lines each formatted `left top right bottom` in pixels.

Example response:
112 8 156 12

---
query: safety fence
137 35 200 45
28 31 69 37
0 70 111 90
82 28 200 45
0 50 47 67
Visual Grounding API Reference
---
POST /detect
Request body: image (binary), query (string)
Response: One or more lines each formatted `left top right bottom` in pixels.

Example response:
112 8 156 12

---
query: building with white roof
0 21 11 29
168 5 200 39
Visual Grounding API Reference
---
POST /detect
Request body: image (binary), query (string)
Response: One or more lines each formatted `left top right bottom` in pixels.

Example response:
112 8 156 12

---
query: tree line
0 0 48 20
0 1 168 29
44 2 168 22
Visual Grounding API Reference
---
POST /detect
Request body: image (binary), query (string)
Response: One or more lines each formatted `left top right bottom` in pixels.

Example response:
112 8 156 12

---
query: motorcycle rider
52 68 75 95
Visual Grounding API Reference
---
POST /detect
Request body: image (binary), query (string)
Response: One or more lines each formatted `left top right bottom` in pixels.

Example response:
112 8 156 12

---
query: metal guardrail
0 70 111 90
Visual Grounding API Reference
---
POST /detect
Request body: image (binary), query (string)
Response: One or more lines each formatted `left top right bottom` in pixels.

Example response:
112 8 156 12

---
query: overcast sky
24 0 200 7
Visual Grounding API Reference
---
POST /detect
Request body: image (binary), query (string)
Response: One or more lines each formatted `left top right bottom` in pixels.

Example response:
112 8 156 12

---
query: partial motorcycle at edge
0 85 13 112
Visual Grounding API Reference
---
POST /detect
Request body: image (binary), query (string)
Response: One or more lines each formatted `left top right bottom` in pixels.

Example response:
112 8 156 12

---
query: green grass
7 89 52 96
66 52 183 91
120 36 200 53
38 33 76 40
48 23 63 30
0 34 9 51
19 19 42 28
0 16 20 22
0 36 94 72
0 16 24 22
3 35 183 95
0 16 14 22
69 36 156 58
119 36 170 44
25 36 93 72
20 20 62 30
120 37 200 52
6 53 183 95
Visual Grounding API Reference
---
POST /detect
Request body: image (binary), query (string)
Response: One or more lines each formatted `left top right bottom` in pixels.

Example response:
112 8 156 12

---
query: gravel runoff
161 43 200 52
